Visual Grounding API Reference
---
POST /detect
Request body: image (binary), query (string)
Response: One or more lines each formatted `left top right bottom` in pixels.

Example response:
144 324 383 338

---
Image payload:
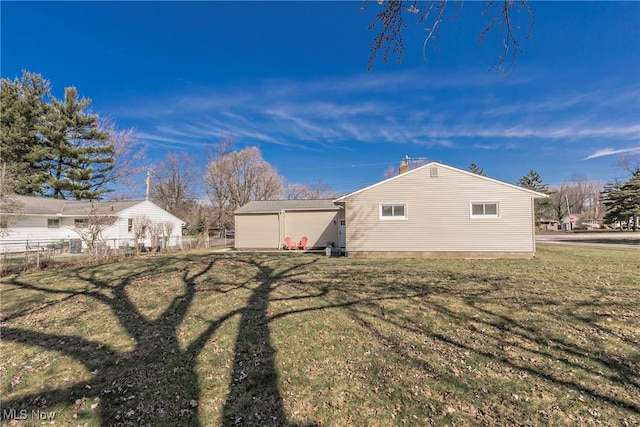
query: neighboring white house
234 162 548 258
234 199 343 250
1 195 185 253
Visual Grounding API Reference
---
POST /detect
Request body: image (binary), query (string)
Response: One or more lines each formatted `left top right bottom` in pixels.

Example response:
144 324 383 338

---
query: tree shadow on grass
1 256 239 425
220 259 297 426
328 266 640 419
1 254 331 426
5 253 636 425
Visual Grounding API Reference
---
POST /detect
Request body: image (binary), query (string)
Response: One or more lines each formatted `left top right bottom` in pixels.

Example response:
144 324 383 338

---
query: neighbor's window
47 218 60 228
470 202 499 218
380 203 408 220
128 218 133 232
75 218 88 227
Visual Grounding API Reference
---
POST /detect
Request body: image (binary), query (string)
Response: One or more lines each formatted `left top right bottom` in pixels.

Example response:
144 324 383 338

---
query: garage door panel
235 214 279 249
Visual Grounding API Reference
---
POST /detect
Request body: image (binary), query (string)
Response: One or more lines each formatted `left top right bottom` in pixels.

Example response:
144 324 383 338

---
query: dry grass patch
1 245 638 426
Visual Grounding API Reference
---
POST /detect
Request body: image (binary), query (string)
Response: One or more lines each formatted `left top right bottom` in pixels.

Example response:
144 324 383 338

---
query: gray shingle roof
235 199 341 214
5 195 142 216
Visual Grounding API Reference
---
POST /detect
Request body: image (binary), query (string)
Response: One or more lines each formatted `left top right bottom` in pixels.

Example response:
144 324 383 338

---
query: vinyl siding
343 165 536 254
235 213 280 249
1 200 184 251
282 211 341 249
1 217 80 251
111 201 185 247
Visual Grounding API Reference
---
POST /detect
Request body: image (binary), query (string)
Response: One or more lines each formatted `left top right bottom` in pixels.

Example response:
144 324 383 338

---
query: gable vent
430 166 438 178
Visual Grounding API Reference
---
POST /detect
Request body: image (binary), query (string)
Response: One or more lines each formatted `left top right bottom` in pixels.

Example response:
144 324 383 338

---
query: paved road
536 232 640 248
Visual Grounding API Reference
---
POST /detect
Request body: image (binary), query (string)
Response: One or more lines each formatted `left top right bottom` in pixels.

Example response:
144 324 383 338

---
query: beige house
335 162 548 258
234 199 343 250
234 162 547 258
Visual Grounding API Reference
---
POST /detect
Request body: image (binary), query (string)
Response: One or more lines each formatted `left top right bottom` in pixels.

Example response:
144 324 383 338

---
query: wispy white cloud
135 132 185 145
135 131 212 150
474 143 500 150
411 139 457 148
583 146 640 160
112 68 639 157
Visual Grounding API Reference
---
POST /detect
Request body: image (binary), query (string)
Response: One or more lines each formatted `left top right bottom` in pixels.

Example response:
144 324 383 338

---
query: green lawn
1 245 638 426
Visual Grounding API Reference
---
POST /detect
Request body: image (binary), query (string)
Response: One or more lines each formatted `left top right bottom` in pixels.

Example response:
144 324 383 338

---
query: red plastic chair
297 236 308 250
284 236 296 250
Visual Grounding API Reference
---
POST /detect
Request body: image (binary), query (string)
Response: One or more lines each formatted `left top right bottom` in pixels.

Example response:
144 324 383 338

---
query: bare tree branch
364 0 534 72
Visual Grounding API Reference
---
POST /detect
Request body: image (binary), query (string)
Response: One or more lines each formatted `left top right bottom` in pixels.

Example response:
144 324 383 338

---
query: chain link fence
1 234 234 274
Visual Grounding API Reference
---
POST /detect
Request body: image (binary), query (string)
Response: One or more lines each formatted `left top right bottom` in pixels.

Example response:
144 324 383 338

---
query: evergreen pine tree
468 162 487 176
39 87 113 199
603 169 640 230
0 72 51 195
518 169 552 224
0 71 115 200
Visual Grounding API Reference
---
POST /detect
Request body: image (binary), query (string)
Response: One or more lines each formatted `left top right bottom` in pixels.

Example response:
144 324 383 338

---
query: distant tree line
519 167 640 231
470 162 638 231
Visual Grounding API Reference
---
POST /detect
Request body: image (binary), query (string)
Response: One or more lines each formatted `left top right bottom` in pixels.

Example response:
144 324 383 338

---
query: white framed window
47 218 60 228
470 202 500 218
379 203 408 220
75 218 88 227
128 218 133 232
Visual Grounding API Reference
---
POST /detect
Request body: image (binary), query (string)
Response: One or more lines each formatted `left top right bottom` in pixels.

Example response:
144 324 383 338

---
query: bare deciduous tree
147 222 164 253
618 153 640 175
548 174 605 224
569 173 605 222
102 121 147 198
71 203 117 259
204 139 234 230
132 216 152 255
150 152 199 221
161 221 175 249
284 180 341 200
204 146 283 228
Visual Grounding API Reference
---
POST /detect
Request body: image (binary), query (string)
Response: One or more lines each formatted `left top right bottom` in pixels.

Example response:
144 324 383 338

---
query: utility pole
565 194 572 231
145 170 150 200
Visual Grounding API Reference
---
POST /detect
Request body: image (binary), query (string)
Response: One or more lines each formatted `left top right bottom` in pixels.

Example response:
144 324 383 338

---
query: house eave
235 207 342 215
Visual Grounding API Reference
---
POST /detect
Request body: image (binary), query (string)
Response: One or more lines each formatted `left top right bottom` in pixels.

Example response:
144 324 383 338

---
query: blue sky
2 1 639 198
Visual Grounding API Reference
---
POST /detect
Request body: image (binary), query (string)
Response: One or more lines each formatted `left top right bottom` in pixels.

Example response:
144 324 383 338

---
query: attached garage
234 200 343 250
235 212 280 249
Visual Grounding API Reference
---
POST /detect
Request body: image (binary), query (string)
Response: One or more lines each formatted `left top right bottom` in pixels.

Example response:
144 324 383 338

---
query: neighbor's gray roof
235 199 341 214
5 195 142 216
